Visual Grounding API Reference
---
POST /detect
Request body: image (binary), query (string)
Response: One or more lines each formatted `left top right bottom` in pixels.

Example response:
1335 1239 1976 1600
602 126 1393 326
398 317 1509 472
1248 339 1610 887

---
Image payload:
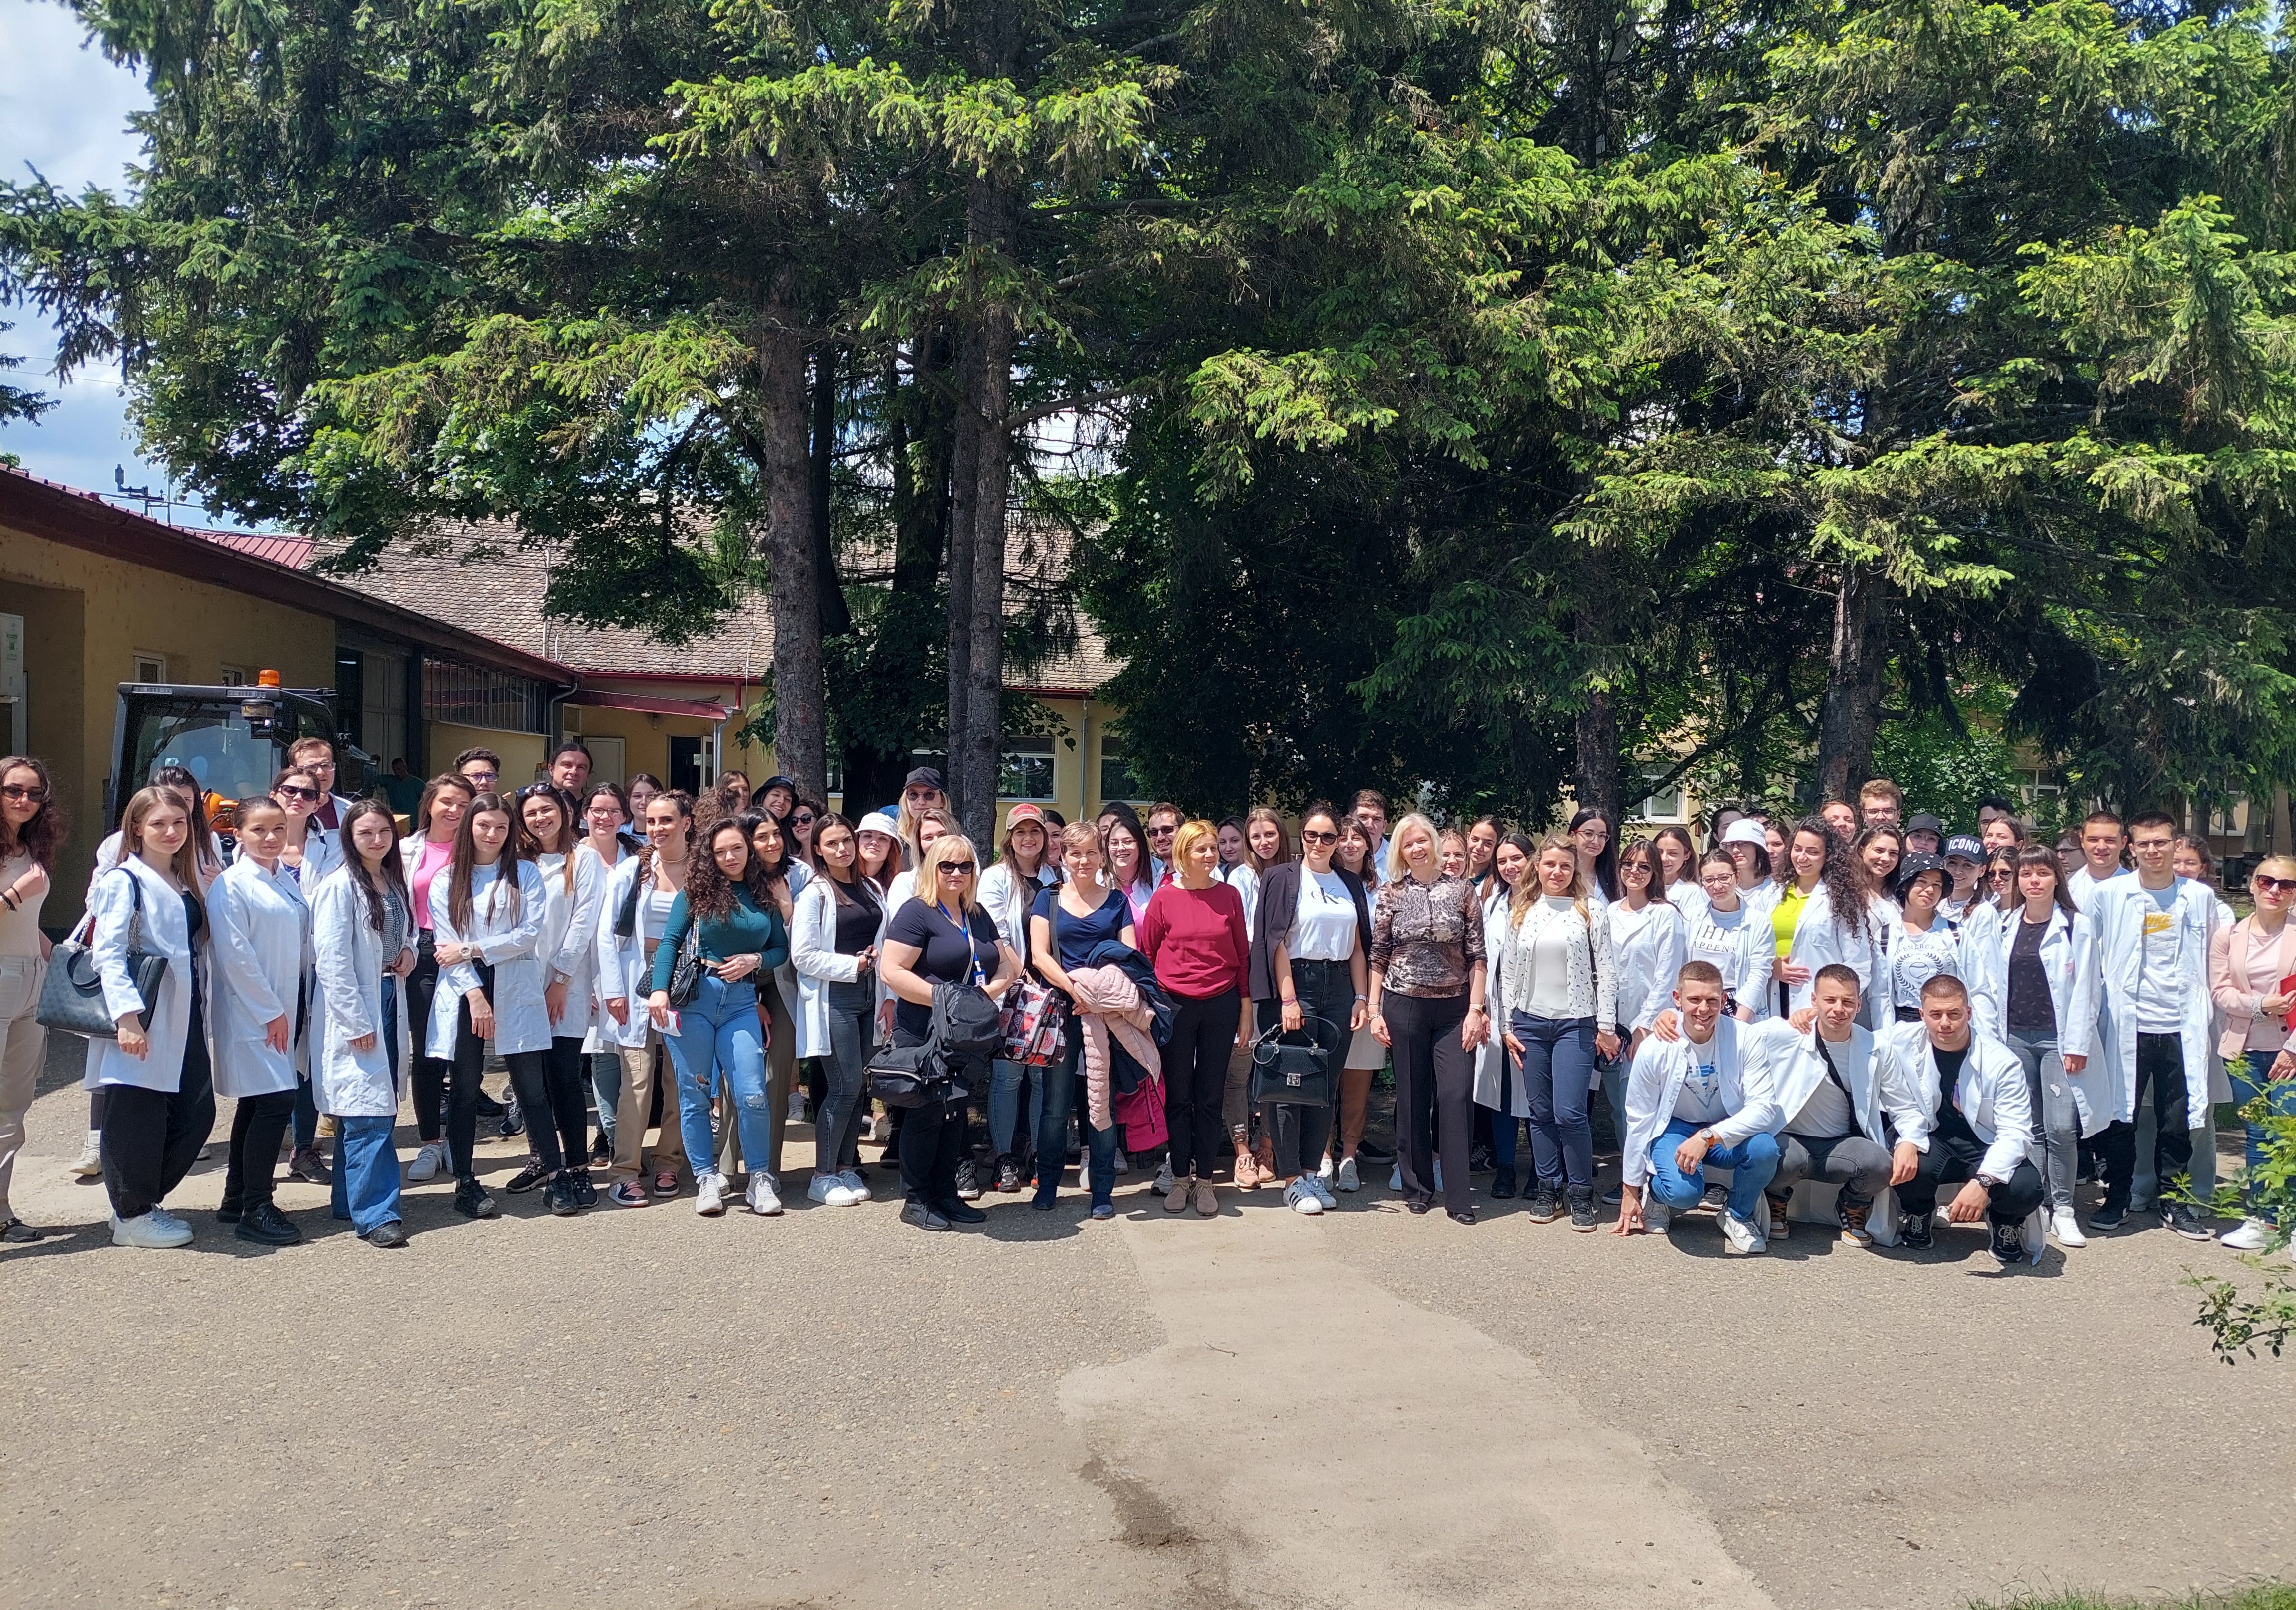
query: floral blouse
1369 873 1487 999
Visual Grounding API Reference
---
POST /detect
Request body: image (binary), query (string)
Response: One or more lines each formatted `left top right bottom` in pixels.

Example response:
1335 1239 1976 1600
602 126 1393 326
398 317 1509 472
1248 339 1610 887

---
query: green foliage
2193 1088 2296 1363
1873 709 2027 833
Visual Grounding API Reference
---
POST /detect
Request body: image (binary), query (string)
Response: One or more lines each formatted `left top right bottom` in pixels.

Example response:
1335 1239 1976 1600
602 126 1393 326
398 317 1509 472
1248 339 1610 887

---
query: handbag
666 920 704 1008
1114 1072 1168 1150
1001 898 1069 1064
866 1040 951 1109
1249 1015 1336 1107
38 868 169 1040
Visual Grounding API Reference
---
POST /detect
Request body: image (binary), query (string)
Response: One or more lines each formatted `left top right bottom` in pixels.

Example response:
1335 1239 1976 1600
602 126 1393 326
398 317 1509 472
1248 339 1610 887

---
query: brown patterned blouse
1369 873 1487 998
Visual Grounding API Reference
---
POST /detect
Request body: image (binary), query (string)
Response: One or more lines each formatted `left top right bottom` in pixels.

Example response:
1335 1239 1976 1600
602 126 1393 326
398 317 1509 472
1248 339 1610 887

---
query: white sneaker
1336 1156 1361 1193
1284 1179 1324 1215
2221 1216 2274 1252
696 1172 728 1215
111 1210 193 1249
406 1142 444 1183
1114 1150 1129 1175
71 1130 102 1177
865 1111 889 1145
1153 1158 1176 1195
746 1173 784 1216
806 1173 859 1207
1719 1209 1765 1255
837 1169 870 1200
1644 1203 1672 1235
2050 1207 2088 1248
786 1091 807 1125
1308 1173 1338 1208
1318 1154 1334 1180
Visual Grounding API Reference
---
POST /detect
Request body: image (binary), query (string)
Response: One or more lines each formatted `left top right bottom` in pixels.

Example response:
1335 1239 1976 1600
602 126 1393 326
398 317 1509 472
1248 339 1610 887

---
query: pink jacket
2210 917 2296 1059
1066 964 1161 1131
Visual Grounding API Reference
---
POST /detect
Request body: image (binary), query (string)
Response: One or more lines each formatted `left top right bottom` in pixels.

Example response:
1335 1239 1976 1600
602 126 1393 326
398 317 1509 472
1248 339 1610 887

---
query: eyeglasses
2258 876 2296 894
277 784 321 802
1300 829 1338 845
939 860 976 875
793 813 815 828
0 785 46 803
465 770 499 786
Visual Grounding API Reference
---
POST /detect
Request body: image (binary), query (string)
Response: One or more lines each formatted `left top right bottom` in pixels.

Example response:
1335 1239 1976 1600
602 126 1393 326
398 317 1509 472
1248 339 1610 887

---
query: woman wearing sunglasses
267 765 340 1186
2211 855 2296 1251
879 835 1023 1231
0 757 61 1241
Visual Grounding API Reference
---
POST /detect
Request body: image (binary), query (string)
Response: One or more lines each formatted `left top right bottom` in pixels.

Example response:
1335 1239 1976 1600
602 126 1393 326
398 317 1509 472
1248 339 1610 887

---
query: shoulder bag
1248 1014 1337 1107
38 869 169 1039
666 917 704 1007
1000 897 1070 1065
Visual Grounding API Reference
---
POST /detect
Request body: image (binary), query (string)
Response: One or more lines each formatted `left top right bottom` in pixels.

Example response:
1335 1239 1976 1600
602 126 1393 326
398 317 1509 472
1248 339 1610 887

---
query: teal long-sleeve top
652 886 790 993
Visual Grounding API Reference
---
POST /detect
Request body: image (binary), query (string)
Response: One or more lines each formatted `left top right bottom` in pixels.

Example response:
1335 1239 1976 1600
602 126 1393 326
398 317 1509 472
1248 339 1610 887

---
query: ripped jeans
663 973 773 1183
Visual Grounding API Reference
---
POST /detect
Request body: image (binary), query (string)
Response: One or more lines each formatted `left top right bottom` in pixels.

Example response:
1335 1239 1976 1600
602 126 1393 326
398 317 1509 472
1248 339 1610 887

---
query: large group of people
0 746 2288 1266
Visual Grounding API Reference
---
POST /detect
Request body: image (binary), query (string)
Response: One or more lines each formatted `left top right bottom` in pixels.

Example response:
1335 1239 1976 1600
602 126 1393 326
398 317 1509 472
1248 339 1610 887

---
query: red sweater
1139 882 1251 1000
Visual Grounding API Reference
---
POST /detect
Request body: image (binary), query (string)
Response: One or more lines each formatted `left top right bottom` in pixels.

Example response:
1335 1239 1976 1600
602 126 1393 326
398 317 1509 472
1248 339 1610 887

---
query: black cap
905 766 944 791
1944 834 1984 861
1906 812 1945 837
1895 853 1950 900
760 774 799 795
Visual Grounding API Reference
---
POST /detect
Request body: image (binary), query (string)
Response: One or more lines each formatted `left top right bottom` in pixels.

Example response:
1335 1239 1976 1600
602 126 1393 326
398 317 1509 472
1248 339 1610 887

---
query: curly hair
686 812 777 922
0 756 66 870
1791 815 1872 941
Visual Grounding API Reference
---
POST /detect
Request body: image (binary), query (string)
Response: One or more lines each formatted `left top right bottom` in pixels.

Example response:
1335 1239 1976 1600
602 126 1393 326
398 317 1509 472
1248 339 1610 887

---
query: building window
2017 769 2062 812
218 665 248 687
423 659 548 733
1099 742 1141 805
1638 770 1685 823
999 737 1056 801
132 652 167 684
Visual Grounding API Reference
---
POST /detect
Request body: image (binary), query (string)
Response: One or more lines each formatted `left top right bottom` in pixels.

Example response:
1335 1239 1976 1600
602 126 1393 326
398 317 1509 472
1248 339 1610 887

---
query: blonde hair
917 833 983 912
1384 812 1439 883
1509 831 1587 931
2254 854 2296 887
1170 819 1219 884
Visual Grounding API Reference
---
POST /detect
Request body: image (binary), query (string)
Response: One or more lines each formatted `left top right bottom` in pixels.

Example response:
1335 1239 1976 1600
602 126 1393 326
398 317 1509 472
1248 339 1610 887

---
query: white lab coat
2067 865 2132 914
575 840 632 1052
427 860 550 1057
282 822 343 894
1217 862 1261 942
1683 897 1769 1023
309 865 412 1118
2062 876 2217 1130
81 857 210 1094
531 850 605 1042
790 874 889 1059
1608 899 1687 1037
1886 1022 2036 1181
1759 1019 1924 1149
1472 884 1514 1113
1619 1017 1775 1187
1780 884 1892 1015
206 856 310 1097
595 854 672 1051
1965 905 2099 1131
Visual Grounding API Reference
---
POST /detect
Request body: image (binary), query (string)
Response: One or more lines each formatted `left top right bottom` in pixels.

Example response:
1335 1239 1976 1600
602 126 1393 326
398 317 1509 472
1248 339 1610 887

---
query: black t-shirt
2006 916 2056 1034
886 898 1002 1037
829 878 883 955
1032 886 1130 972
1931 1040 1979 1148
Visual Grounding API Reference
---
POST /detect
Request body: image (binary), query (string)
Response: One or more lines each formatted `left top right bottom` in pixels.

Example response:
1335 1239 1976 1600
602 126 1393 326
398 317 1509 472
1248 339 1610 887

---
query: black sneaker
1990 1220 2025 1265
588 1133 613 1166
1524 1188 1561 1223
905 1201 952 1231
570 1167 599 1208
547 1174 582 1217
504 1159 551 1194
1469 1144 1496 1174
2165 1202 2214 1242
472 1090 506 1118
1567 1188 1598 1231
954 1157 983 1201
940 1198 988 1224
1899 1209 1934 1249
234 1201 302 1246
1357 1139 1396 1161
2089 1202 2128 1230
994 1156 1022 1193
287 1145 332 1184
1491 1164 1517 1200
498 1098 526 1139
1700 1183 1727 1212
452 1179 499 1220
214 1202 242 1225
363 1219 409 1248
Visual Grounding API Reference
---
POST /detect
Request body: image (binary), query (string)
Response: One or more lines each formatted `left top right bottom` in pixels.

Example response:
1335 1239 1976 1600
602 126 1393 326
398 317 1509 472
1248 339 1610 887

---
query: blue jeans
663 974 772 1182
989 1058 1027 1162
589 1051 622 1150
1645 1116 1780 1220
1515 1013 1597 1191
332 1115 403 1234
2231 1052 2296 1220
1040 1032 1115 1205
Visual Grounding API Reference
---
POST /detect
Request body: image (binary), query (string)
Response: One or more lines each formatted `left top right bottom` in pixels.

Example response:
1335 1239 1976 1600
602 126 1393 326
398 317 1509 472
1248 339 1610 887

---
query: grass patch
1975 1592 2296 1610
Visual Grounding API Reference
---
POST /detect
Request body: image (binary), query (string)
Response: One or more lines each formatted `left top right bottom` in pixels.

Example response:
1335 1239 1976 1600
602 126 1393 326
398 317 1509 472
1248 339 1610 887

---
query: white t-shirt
1524 896 1583 1017
1291 870 1358 962
2134 881 2187 1034
1672 1042 1729 1124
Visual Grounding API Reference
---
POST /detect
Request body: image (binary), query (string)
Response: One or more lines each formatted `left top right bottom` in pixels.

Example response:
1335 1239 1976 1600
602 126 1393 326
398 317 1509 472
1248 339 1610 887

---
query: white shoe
111 1210 193 1249
1284 1179 1324 1215
1114 1150 1129 1175
406 1142 444 1183
1318 1154 1335 1180
786 1091 807 1125
746 1173 784 1216
1153 1158 1176 1195
2050 1207 2088 1248
1719 1209 1765 1255
2221 1216 2274 1252
1643 1203 1672 1235
1336 1156 1361 1193
70 1130 102 1178
837 1169 870 1200
865 1112 889 1145
806 1173 859 1208
696 1172 728 1215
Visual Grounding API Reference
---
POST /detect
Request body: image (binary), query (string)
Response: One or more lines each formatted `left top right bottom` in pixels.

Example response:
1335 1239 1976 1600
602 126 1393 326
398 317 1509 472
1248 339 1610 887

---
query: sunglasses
0 784 46 803
1300 829 1339 845
277 784 321 801
1149 825 1176 837
2258 876 2296 894
465 770 499 785
939 860 977 875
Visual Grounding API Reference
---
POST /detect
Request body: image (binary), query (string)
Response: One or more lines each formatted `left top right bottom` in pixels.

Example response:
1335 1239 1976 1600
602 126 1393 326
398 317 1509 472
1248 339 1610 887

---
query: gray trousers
2005 1030 2081 1210
1770 1130 1893 1205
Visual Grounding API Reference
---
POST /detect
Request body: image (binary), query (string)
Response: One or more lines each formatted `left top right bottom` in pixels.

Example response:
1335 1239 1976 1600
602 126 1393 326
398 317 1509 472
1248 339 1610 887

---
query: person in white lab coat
509 784 604 1210
429 791 550 1221
2063 810 2219 1238
1774 818 1889 1022
1759 965 1926 1248
207 794 312 1246
1681 850 1767 1024
575 781 639 1163
1601 839 1687 1151
267 763 341 1187
1613 962 1780 1253
2066 810 2132 912
312 800 416 1246
84 787 216 1248
1888 976 2045 1266
597 790 696 1205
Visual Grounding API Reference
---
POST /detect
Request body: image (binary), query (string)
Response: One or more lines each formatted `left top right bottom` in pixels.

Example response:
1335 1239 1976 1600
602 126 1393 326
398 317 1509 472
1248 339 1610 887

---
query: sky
0 2 249 527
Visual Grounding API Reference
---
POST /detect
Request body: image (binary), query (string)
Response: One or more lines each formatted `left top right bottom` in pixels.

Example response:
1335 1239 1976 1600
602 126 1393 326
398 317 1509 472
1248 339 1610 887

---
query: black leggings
516 1035 590 1174
221 1088 297 1214
448 1000 543 1182
407 932 451 1142
1163 988 1239 1180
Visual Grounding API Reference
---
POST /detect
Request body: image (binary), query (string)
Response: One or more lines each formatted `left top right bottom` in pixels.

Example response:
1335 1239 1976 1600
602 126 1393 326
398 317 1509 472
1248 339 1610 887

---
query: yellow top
1772 882 1809 959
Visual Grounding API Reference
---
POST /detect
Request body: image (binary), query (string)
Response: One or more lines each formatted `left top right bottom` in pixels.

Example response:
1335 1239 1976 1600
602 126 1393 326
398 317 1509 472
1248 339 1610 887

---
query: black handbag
666 921 704 1008
866 1040 951 1108
37 868 169 1040
1249 1015 1336 1107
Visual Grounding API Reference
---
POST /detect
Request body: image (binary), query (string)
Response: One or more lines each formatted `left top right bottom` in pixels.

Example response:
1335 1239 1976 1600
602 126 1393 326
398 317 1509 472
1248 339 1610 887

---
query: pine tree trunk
952 176 1018 848
1816 559 1887 803
810 347 849 641
1572 595 1624 825
760 274 825 797
945 321 984 810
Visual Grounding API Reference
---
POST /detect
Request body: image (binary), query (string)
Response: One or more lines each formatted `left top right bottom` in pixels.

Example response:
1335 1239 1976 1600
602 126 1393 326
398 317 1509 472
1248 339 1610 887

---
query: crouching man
1763 964 1924 1248
1890 974 2045 1266
1614 961 1781 1253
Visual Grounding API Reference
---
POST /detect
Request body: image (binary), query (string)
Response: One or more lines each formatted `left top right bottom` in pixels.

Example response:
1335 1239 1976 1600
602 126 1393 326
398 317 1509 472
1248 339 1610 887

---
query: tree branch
1002 384 1144 432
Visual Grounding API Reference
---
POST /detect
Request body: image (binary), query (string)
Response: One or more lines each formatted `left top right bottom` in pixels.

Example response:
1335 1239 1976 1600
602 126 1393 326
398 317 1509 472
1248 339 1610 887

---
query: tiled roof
200 530 316 568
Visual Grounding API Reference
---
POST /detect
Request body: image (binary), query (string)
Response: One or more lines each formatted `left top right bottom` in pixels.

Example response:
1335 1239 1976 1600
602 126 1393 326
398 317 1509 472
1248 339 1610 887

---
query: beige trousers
0 955 48 1217
610 1033 686 1181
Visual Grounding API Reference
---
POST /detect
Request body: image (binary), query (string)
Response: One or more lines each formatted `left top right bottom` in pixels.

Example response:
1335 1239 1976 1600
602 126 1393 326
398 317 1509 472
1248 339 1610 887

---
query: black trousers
1895 1124 2046 1226
891 1030 965 1207
1389 991 1474 1213
448 1000 543 1182
1254 959 1348 1179
1164 988 1239 1180
2096 1032 2194 1213
221 1087 297 1214
515 1034 590 1174
100 995 217 1220
406 931 451 1143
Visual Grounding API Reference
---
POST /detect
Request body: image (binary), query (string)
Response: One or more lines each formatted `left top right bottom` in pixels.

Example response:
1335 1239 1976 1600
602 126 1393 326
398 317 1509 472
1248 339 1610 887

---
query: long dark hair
2000 842 2077 919
516 782 581 896
1569 807 1620 901
447 791 525 930
688 812 776 922
634 788 698 884
1652 824 1698 889
1791 814 1871 940
1618 838 1668 905
0 755 65 869
814 812 883 912
339 797 409 933
1854 825 1903 897
417 772 474 837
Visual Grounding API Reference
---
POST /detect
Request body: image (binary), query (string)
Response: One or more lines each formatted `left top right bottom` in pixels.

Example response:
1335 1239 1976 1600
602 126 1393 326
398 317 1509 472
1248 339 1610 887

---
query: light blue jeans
1644 1116 1780 1221
663 974 772 1183
331 1116 402 1234
2230 1053 2296 1221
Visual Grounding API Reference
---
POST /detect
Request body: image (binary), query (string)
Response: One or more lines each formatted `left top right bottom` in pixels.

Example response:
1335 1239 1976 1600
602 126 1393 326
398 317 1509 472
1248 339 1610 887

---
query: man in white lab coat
1888 975 2044 1266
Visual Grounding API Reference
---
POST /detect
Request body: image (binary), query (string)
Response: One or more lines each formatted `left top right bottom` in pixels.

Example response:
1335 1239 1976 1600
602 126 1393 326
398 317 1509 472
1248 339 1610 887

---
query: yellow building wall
425 720 549 790
559 703 718 791
0 527 337 924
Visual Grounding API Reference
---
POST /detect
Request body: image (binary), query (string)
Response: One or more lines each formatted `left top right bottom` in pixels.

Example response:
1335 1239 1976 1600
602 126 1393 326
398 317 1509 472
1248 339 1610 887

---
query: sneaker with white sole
1335 1155 1361 1193
695 1172 728 1216
1719 1209 1764 1254
1643 1203 1671 1235
2049 1207 2088 1248
1284 1178 1324 1215
1319 1154 1335 1180
1153 1158 1176 1196
2220 1216 2275 1252
1308 1173 1338 1209
111 1210 193 1249
71 1130 103 1177
747 1174 784 1216
1113 1150 1130 1175
837 1169 870 1201
807 1173 860 1207
787 1090 807 1125
406 1142 445 1183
